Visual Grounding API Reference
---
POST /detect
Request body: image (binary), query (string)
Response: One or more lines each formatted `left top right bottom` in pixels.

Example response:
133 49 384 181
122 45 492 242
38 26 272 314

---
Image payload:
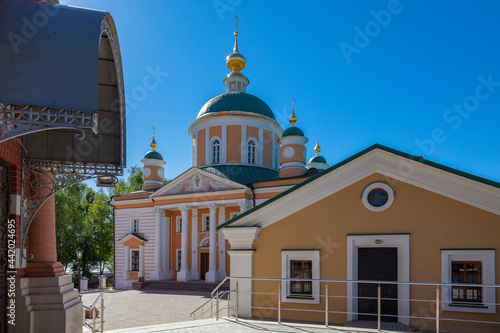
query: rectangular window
452 261 482 303
281 250 320 304
176 216 182 233
202 215 210 232
441 249 495 314
176 249 182 272
132 219 139 233
290 260 313 295
131 250 139 272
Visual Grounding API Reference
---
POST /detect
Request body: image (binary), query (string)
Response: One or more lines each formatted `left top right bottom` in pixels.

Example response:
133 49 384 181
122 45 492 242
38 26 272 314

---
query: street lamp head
76 247 83 260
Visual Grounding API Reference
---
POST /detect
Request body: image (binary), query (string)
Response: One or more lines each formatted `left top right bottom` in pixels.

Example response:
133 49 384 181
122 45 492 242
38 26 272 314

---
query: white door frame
347 234 410 325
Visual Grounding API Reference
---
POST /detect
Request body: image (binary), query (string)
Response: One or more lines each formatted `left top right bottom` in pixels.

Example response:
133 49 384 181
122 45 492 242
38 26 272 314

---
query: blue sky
61 0 500 183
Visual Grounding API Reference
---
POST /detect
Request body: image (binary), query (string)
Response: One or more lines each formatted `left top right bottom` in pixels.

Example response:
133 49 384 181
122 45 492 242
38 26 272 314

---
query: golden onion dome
226 31 246 71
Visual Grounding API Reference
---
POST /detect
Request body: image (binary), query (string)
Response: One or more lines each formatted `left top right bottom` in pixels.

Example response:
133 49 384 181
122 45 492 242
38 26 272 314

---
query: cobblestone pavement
105 318 384 333
81 290 214 331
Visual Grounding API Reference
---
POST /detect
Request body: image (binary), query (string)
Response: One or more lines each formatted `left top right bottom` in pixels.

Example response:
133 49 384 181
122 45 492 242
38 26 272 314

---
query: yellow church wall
209 126 222 142
251 173 500 332
247 126 259 141
280 144 306 163
263 129 273 168
197 129 206 166
227 125 241 163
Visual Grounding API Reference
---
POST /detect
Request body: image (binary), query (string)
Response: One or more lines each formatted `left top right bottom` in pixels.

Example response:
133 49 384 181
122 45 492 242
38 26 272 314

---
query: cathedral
111 26 328 288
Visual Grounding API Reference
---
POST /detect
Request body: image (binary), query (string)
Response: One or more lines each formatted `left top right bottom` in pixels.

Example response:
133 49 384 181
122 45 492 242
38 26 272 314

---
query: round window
368 189 388 207
362 182 394 212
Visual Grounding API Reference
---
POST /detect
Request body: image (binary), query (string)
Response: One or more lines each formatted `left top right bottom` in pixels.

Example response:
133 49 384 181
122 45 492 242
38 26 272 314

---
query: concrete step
141 280 230 292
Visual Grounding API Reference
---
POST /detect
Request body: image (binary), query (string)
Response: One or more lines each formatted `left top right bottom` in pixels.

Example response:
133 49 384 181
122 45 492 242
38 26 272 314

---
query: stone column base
177 269 190 281
13 275 82 333
205 271 219 283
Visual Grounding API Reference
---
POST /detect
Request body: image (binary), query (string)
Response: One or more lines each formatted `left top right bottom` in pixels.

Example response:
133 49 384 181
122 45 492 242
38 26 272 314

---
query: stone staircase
140 280 230 292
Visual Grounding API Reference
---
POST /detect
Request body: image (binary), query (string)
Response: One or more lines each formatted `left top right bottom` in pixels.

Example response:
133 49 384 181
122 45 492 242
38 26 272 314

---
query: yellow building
112 26 500 332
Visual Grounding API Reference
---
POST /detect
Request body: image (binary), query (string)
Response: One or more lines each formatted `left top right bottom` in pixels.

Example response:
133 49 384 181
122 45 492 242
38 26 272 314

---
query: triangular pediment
220 145 500 230
151 167 247 197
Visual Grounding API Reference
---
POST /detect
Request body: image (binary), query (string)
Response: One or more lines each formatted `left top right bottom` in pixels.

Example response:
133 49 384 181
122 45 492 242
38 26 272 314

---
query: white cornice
188 114 283 137
110 197 153 206
228 148 500 229
222 226 261 250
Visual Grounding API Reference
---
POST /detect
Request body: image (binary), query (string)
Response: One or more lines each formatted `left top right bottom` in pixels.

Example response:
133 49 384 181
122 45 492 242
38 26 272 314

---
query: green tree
88 190 113 275
110 165 143 196
55 183 90 272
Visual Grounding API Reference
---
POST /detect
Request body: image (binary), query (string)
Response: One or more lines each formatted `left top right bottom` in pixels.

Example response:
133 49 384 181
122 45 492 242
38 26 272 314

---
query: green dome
309 155 327 164
197 92 276 120
144 150 163 160
282 126 305 137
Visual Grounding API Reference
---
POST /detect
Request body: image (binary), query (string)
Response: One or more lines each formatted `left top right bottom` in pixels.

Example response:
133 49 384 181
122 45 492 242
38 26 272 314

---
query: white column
138 244 144 278
124 246 129 280
223 227 261 318
218 206 227 279
151 208 164 280
205 203 219 282
164 214 173 279
191 208 199 280
177 205 191 281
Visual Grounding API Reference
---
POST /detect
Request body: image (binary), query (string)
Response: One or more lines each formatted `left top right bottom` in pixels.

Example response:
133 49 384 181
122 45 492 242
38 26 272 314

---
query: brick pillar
25 190 64 277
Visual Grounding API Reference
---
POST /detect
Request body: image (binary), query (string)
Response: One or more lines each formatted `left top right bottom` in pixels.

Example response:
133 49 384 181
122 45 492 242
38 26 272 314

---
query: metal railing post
228 290 230 317
377 284 381 332
216 290 220 321
436 287 440 333
278 282 281 324
100 294 104 333
325 283 329 327
92 307 96 333
235 279 239 321
210 299 213 318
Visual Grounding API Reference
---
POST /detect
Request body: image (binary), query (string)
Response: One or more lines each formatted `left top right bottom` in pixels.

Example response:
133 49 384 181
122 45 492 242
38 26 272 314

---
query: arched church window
211 138 220 164
248 139 256 164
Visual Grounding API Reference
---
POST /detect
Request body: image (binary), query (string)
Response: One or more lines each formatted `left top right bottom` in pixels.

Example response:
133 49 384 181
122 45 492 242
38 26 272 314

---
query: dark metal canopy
0 0 126 260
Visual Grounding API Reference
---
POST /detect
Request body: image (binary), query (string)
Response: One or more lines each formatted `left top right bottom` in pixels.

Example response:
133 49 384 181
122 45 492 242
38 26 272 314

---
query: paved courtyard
81 290 214 331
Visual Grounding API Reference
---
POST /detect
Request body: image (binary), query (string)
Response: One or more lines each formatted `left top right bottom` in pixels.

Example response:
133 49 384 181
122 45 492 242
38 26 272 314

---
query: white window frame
176 216 182 233
281 250 320 304
441 250 495 314
130 250 140 272
202 214 210 232
247 138 257 164
361 182 395 212
176 249 182 272
347 234 410 325
131 218 139 233
211 137 221 164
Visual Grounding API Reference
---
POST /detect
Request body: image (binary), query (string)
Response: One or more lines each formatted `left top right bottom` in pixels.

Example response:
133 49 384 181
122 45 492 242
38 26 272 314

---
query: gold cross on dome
292 97 295 110
152 126 156 137
235 16 239 32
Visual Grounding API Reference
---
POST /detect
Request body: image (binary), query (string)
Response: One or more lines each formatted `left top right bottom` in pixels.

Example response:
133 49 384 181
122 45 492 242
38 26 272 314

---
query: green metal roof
197 92 276 120
217 144 500 230
201 165 278 185
144 150 163 160
282 126 305 137
308 155 327 164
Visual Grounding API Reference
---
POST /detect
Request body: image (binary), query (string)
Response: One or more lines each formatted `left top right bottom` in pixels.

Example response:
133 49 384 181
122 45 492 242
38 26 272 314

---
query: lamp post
76 247 83 291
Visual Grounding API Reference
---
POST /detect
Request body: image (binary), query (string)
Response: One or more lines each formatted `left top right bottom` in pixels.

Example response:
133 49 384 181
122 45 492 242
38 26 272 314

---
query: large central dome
197 91 276 121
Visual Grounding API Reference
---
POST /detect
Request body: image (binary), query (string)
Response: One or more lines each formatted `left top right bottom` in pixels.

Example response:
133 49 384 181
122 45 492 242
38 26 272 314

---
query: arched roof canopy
0 0 126 176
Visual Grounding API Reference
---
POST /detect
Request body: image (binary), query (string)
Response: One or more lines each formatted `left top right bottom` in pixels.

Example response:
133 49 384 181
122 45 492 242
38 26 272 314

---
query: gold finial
233 15 239 53
150 126 157 151
314 132 321 154
289 97 297 126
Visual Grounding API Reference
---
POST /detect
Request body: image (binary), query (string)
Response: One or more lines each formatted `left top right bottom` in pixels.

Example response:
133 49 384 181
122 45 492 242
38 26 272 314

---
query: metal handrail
211 276 228 297
190 290 231 320
81 292 105 332
213 276 500 333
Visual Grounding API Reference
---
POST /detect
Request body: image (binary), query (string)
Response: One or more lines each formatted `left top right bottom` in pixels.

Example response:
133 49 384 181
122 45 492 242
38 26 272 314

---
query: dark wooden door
0 162 9 332
200 253 209 281
357 247 398 322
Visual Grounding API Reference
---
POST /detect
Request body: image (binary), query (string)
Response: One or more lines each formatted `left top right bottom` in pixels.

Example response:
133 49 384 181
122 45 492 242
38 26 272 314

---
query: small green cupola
141 127 166 190
306 134 329 173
